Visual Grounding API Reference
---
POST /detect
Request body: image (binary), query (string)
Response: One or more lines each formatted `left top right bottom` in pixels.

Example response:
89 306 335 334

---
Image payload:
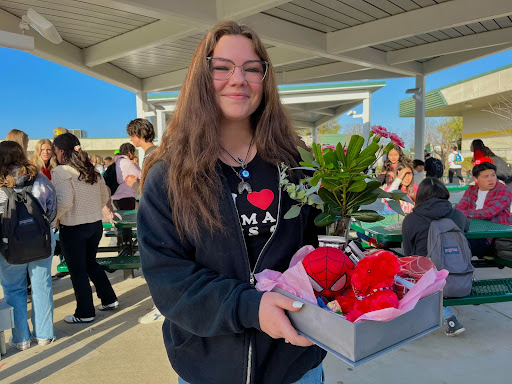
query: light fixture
19 8 63 45
405 87 421 94
347 110 356 116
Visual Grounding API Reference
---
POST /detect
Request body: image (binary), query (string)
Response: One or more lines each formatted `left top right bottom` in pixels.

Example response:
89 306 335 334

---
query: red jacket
455 182 512 225
41 162 52 180
473 149 493 166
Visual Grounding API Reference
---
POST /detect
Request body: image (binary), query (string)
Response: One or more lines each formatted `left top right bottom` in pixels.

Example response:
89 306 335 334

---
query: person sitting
378 145 409 185
383 162 417 214
402 177 469 336
413 159 425 186
455 162 512 257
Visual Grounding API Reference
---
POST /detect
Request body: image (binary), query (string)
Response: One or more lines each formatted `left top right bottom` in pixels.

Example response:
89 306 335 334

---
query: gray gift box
274 288 442 366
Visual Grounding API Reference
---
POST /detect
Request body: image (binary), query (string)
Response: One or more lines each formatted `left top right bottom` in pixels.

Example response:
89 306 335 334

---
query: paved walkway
0 257 511 384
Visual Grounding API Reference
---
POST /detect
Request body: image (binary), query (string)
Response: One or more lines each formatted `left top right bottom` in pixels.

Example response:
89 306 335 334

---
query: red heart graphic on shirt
247 189 274 210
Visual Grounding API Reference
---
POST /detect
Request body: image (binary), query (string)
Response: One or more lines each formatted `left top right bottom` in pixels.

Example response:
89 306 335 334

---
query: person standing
448 146 465 185
52 133 118 323
6 129 29 155
138 20 325 384
0 141 57 349
30 139 57 181
110 143 141 210
126 118 157 166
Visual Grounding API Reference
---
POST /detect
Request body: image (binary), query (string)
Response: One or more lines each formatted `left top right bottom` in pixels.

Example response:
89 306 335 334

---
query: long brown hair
6 129 29 154
142 20 305 239
0 141 38 187
395 162 416 202
30 139 58 172
53 133 99 185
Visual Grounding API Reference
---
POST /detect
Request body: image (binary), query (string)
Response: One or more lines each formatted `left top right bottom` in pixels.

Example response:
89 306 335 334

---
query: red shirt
473 149 493 166
41 162 52 180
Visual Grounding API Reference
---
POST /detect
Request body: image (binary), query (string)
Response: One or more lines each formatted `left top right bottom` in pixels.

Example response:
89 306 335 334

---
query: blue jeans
178 363 324 384
443 306 454 319
0 231 55 343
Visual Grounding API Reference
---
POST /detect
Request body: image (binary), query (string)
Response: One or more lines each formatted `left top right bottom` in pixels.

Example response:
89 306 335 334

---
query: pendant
237 181 252 194
239 168 251 180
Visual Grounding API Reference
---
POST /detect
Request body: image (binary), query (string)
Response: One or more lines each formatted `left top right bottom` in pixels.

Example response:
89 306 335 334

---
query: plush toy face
351 250 400 296
302 247 355 300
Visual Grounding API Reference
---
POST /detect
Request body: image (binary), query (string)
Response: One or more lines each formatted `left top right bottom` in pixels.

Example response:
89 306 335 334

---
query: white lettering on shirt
241 213 258 226
261 211 277 224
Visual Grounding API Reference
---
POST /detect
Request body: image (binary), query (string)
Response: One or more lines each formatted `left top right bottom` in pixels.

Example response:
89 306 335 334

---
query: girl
110 143 141 210
138 20 325 384
6 129 29 155
471 139 494 166
379 145 409 185
384 162 418 214
402 177 469 336
0 141 57 350
52 133 118 323
30 139 58 180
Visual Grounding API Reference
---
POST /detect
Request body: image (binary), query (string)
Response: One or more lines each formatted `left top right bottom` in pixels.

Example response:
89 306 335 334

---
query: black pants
59 221 117 318
113 197 136 210
448 168 464 184
469 238 492 258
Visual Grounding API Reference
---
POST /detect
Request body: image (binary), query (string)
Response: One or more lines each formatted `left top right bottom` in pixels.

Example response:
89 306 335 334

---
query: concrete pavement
1 256 511 384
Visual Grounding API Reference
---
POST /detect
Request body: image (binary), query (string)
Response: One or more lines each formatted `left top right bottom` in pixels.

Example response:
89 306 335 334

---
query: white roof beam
267 47 318 68
277 62 366 83
84 21 200 67
292 121 315 130
422 43 512 74
142 68 188 92
327 0 512 53
243 13 420 76
0 9 141 92
217 0 293 20
86 0 216 25
388 28 512 65
285 70 404 84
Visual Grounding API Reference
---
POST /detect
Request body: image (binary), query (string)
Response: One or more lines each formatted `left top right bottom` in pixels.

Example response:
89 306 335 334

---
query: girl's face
401 167 413 187
40 143 53 162
211 35 264 126
388 149 400 164
53 145 65 165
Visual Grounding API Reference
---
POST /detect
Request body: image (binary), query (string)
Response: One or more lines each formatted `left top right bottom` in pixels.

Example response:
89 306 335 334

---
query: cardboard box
275 288 442 366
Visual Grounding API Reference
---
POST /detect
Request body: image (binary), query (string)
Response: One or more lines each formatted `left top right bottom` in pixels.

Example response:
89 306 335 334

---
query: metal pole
414 75 426 160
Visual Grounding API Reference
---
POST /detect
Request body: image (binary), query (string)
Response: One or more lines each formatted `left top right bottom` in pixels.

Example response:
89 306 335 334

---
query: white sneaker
97 301 119 311
31 336 56 346
138 306 165 324
64 315 95 323
9 337 31 351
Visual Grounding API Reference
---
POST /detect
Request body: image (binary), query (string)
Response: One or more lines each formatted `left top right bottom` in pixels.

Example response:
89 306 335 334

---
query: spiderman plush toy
302 247 355 302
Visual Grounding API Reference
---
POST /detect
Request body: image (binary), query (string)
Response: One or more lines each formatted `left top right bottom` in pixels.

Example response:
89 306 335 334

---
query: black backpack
103 163 119 195
425 157 444 178
492 156 512 181
0 179 52 264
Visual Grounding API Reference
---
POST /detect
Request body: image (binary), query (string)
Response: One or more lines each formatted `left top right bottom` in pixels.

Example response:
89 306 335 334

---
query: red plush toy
338 250 401 322
302 247 355 301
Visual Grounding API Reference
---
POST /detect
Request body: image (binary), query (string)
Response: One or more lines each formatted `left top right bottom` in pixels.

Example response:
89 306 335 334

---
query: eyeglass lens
209 58 266 83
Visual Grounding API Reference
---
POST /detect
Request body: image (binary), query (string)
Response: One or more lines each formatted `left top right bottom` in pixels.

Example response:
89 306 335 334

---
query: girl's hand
125 174 138 187
397 168 409 180
259 292 313 347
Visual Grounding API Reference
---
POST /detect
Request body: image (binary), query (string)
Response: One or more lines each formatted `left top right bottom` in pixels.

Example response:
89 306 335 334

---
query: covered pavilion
2 0 512 157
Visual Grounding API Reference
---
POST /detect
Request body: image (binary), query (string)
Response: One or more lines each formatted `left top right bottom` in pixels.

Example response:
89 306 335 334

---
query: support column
135 92 149 119
155 110 166 145
312 126 318 144
362 94 371 144
414 75 426 160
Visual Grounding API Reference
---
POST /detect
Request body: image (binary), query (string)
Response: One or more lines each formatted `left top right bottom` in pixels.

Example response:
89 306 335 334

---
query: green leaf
346 135 365 164
314 212 338 227
386 199 405 216
291 166 317 171
298 146 313 163
318 188 339 207
321 178 339 190
382 141 395 154
364 180 382 192
296 190 306 199
305 183 321 196
377 190 392 198
347 180 367 192
323 151 339 169
308 194 324 205
350 210 385 222
336 142 347 165
357 143 380 161
309 174 320 186
329 206 342 216
388 191 407 200
284 205 302 219
299 161 315 167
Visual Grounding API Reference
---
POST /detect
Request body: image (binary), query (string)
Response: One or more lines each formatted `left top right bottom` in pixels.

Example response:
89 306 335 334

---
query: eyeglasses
207 57 268 83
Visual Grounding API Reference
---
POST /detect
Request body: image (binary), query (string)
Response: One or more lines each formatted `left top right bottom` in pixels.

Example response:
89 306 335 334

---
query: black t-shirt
220 154 279 270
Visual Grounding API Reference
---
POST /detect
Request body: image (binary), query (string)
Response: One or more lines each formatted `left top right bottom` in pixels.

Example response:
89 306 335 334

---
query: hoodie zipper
230 165 282 384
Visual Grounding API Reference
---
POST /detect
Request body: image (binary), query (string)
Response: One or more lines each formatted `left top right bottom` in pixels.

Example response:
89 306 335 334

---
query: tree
303 119 341 136
436 117 463 166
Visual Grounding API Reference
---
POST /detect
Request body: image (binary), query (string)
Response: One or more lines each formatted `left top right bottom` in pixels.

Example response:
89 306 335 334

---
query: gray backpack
427 218 474 298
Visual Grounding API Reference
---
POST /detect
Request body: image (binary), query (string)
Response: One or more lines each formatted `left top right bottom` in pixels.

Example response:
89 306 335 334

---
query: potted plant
280 126 409 240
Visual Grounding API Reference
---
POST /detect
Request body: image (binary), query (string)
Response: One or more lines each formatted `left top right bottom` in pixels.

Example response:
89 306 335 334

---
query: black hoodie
402 197 469 256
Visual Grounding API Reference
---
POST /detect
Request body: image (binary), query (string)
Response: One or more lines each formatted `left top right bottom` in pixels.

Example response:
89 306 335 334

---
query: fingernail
292 301 304 309
284 339 290 343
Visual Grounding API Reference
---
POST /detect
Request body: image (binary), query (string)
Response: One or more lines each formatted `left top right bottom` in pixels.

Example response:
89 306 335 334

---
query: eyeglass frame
206 56 268 83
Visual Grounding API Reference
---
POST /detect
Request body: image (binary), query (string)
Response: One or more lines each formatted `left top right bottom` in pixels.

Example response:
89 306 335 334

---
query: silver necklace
221 137 254 194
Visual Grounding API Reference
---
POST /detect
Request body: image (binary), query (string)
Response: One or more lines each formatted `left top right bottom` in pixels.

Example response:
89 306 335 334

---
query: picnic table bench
56 210 140 279
351 216 512 306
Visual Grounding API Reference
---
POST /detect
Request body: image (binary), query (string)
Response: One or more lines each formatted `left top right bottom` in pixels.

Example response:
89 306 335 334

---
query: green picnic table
351 215 512 306
57 210 140 279
445 184 469 192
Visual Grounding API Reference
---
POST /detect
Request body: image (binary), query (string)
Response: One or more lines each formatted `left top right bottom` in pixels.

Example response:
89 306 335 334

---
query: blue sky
1 46 512 140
